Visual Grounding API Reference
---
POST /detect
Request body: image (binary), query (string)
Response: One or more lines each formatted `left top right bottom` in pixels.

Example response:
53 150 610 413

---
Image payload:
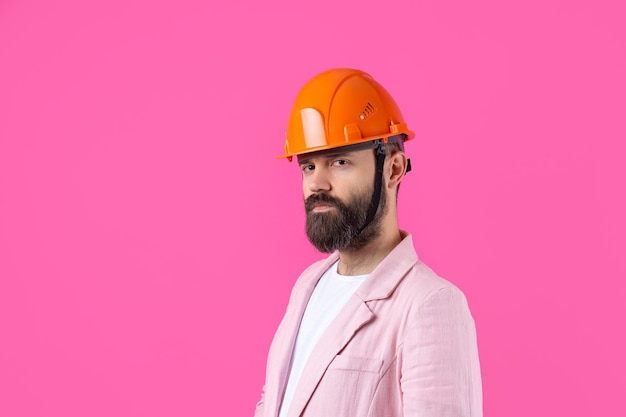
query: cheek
302 177 310 194
302 181 316 201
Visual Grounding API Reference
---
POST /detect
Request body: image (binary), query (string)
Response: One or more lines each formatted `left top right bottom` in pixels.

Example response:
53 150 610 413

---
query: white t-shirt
278 261 369 417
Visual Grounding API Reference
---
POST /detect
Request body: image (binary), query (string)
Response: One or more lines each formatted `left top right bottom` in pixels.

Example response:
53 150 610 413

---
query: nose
307 166 331 193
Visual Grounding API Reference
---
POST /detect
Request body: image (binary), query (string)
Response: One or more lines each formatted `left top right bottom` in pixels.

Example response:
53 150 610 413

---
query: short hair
384 141 403 157
382 140 406 195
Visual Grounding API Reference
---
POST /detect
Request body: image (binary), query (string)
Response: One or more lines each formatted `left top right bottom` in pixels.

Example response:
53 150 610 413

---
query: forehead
297 142 378 164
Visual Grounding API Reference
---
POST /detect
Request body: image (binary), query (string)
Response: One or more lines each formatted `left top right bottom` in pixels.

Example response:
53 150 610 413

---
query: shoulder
398 260 471 314
287 255 338 300
296 256 333 284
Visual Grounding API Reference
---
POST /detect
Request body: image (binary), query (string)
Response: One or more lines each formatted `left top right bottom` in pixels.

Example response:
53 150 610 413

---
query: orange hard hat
281 68 415 160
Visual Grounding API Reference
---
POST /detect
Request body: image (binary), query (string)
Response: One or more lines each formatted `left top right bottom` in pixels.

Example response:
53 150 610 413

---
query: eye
331 159 349 167
300 163 314 173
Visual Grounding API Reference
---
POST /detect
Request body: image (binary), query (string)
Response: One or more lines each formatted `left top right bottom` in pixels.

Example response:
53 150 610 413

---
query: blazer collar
292 232 418 302
283 232 418 417
355 231 419 302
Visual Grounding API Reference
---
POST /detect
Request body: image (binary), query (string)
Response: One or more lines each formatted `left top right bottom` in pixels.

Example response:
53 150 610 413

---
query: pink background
1 0 624 416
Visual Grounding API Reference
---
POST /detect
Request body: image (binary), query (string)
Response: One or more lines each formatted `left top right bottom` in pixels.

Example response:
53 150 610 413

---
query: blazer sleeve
400 286 483 417
254 385 265 417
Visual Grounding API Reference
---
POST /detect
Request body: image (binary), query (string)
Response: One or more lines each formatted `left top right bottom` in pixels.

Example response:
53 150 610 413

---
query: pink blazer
255 233 482 417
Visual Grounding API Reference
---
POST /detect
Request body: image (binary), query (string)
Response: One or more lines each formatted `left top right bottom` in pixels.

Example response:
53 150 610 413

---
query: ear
385 151 408 190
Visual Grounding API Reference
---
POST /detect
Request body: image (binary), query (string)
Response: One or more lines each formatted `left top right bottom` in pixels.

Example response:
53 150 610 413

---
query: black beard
304 187 386 253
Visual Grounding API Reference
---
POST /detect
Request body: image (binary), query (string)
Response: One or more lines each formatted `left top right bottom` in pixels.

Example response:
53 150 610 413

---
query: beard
304 185 387 253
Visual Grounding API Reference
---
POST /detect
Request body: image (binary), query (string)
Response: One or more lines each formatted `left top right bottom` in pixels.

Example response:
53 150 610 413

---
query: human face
299 149 387 253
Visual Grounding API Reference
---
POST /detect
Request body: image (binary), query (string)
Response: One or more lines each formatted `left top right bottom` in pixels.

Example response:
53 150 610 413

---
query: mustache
305 193 343 212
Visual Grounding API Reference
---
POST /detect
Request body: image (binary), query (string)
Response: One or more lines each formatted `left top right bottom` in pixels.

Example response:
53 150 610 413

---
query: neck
336 223 403 276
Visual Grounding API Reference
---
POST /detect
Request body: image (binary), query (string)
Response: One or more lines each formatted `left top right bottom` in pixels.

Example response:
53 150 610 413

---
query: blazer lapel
265 255 339 417
272 232 419 417
286 297 375 417
284 232 419 417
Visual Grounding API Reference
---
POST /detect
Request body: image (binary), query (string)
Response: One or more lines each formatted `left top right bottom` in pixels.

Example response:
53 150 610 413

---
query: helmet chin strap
356 141 387 236
354 135 411 236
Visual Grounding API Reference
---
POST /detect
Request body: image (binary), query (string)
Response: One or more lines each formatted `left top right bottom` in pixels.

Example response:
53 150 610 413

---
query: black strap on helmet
355 135 410 235
356 140 387 235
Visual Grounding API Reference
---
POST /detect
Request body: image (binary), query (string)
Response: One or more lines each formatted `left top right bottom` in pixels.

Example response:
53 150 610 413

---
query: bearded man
254 69 483 417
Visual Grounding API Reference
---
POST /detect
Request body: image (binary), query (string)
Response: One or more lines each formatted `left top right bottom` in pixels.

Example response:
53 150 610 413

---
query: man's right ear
386 151 408 189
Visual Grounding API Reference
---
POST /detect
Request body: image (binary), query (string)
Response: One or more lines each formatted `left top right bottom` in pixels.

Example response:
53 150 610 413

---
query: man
255 68 482 417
